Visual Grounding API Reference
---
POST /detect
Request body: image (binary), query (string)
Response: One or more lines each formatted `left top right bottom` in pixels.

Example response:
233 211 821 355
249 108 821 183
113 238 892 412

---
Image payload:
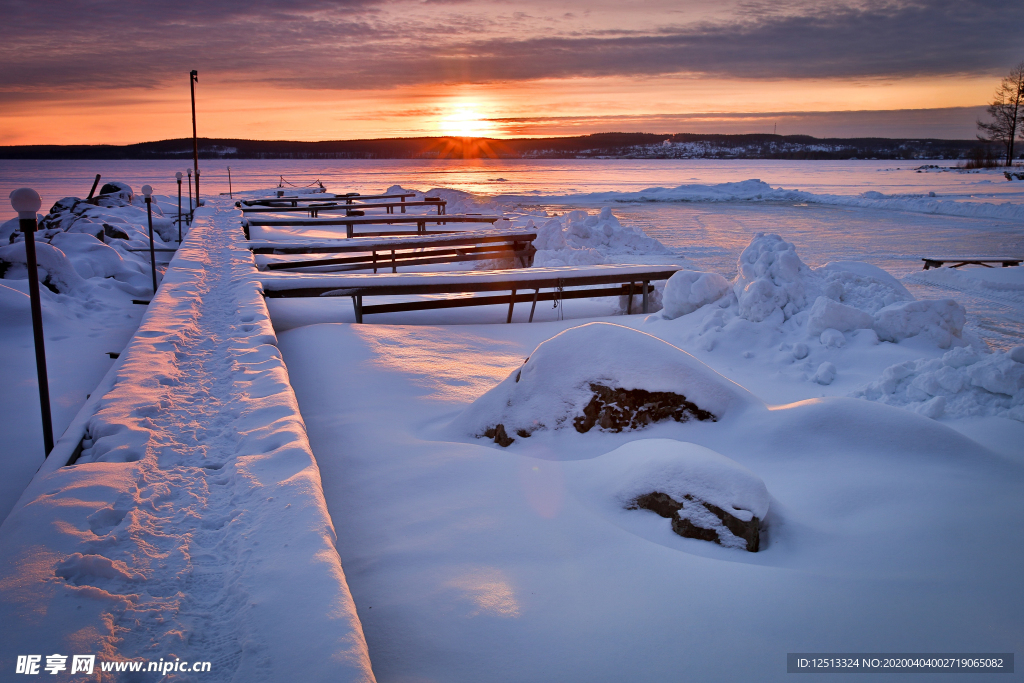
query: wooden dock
922 257 1022 270
259 264 682 323
244 213 502 239
250 229 538 273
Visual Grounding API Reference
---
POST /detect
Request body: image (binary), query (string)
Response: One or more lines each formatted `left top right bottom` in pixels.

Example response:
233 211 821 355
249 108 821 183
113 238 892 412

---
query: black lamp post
10 188 54 455
190 70 200 207
175 171 183 242
187 169 193 225
142 184 158 294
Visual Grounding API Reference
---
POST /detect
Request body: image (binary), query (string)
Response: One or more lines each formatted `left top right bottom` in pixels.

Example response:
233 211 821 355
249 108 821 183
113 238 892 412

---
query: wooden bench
239 192 415 208
251 229 538 273
922 257 1022 270
244 213 502 239
259 264 682 323
240 198 446 217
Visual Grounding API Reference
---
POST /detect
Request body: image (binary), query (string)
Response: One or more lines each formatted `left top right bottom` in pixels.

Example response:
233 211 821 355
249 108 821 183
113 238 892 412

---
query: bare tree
977 62 1024 167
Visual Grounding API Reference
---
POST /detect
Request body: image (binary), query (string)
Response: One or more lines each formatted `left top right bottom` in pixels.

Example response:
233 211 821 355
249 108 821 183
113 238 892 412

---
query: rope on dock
278 175 326 190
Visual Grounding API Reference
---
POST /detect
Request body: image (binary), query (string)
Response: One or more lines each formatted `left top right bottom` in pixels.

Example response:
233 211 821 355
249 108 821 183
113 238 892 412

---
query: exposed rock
66 222 105 241
630 490 761 552
573 383 716 433
103 223 130 240
48 197 82 214
483 423 515 447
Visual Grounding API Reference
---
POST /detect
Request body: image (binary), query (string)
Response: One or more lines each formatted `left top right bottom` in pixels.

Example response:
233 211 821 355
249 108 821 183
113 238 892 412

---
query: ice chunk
662 270 731 319
806 296 875 335
853 347 1024 421
813 362 837 385
819 328 846 348
873 299 966 349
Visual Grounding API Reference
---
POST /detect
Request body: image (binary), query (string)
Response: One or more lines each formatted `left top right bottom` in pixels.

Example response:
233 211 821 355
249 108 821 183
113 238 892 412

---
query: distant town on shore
0 132 997 161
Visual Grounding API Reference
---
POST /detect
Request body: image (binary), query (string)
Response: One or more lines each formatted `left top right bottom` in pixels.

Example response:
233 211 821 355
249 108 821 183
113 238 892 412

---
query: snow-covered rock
0 241 89 295
582 439 770 551
457 322 759 445
662 270 731 319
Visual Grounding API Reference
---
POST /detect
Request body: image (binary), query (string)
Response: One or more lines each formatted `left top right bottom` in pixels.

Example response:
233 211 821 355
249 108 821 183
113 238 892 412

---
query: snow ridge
0 203 374 681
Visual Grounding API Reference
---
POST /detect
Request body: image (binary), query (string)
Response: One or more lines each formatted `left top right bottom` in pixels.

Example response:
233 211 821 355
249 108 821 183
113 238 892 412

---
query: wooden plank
261 267 680 298
922 257 1022 270
241 200 446 215
239 192 413 206
249 230 537 255
245 214 500 228
264 242 534 271
355 284 654 318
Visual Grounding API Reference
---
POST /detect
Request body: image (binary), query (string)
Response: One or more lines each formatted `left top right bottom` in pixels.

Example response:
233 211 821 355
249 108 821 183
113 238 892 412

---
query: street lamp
190 70 200 207
141 185 158 293
10 187 54 455
187 169 193 225
175 171 183 242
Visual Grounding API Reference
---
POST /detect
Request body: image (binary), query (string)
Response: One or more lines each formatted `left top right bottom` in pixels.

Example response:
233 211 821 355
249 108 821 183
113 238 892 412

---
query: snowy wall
0 203 375 682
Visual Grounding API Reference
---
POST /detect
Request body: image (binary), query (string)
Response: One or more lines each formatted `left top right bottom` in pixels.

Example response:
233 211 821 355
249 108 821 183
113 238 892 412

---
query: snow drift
456 322 760 446
578 439 770 552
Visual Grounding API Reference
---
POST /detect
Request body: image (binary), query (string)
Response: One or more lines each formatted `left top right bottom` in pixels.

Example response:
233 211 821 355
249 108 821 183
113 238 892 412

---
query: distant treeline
0 133 990 161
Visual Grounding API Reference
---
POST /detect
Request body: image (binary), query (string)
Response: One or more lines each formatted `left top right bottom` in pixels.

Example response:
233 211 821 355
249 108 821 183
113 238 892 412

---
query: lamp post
142 185 158 293
10 188 54 455
227 166 233 198
187 169 193 225
190 70 200 207
175 172 183 242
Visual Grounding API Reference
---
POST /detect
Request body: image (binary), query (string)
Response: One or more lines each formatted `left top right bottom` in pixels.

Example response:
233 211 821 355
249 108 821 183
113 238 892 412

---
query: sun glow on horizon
438 106 498 138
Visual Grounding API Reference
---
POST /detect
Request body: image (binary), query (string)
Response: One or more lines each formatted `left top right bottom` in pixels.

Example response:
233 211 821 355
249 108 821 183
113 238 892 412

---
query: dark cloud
0 0 1020 93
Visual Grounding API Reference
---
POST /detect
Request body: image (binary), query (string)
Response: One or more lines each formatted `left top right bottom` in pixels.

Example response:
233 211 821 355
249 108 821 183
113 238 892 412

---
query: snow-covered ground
1 163 1022 681
271 222 1022 681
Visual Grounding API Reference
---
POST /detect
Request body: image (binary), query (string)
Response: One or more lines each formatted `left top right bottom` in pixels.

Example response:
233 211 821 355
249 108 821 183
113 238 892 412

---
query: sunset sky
2 0 1021 145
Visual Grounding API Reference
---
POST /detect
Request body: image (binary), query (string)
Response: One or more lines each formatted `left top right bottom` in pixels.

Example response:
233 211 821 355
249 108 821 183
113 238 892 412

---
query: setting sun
438 106 496 137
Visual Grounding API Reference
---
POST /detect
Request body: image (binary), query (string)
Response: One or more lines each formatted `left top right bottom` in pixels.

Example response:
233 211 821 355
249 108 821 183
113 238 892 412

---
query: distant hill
0 133 988 161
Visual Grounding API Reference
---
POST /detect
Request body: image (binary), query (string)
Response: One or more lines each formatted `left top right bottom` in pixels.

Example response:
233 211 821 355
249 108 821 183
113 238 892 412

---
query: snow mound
734 233 818 322
854 346 1024 421
596 439 769 520
816 261 914 313
578 439 769 551
0 241 89 295
456 322 759 444
662 270 731 319
872 299 967 349
532 207 671 267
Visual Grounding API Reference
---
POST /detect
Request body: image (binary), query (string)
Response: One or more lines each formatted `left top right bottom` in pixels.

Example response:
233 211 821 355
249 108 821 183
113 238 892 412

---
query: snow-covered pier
0 202 374 681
